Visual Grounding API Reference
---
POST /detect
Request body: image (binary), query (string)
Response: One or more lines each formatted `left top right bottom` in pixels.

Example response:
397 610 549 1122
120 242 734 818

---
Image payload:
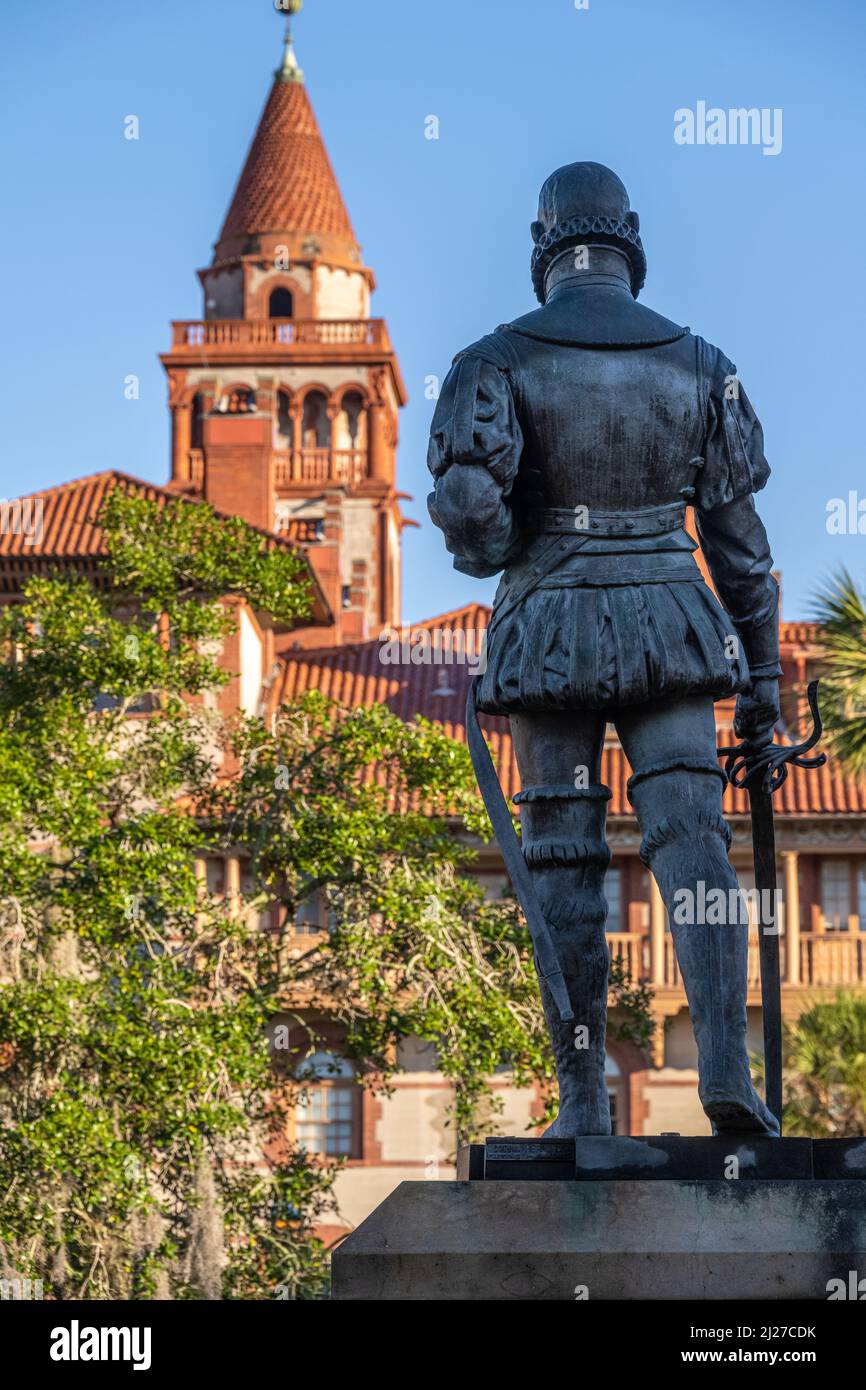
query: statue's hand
734 676 780 749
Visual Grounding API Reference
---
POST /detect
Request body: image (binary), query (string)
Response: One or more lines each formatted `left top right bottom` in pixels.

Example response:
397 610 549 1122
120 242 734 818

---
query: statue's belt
526 500 687 537
523 550 702 588
490 501 690 631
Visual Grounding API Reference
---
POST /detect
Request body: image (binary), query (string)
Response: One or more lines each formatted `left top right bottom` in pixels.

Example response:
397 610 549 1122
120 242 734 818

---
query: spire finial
274 0 304 85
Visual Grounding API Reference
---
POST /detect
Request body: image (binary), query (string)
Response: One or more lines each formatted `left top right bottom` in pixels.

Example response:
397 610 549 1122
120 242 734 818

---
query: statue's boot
669 909 779 1137
517 784 613 1137
634 765 779 1138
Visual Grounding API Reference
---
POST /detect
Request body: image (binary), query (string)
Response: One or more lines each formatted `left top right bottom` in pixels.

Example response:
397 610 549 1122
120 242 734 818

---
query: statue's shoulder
690 334 740 404
452 328 524 374
693 333 737 378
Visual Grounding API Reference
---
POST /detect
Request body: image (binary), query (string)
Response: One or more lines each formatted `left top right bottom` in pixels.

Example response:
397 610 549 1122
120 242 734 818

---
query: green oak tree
0 487 651 1300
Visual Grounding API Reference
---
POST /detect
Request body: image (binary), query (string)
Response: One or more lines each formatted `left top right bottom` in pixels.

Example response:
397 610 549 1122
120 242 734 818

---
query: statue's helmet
530 161 646 303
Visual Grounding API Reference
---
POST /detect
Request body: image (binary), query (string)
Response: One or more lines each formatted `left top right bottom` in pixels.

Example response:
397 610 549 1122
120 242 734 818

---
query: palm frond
811 571 866 776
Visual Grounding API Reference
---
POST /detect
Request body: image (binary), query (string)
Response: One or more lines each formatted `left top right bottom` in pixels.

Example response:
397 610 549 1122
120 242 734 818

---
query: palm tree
812 570 866 775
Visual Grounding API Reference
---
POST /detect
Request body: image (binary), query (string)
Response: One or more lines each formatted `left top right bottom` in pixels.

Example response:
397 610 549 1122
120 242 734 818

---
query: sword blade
465 679 574 1023
749 785 783 1128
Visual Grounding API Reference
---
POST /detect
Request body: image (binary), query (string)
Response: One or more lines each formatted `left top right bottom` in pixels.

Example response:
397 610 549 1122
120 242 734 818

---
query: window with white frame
293 890 334 936
821 860 851 932
294 1051 358 1157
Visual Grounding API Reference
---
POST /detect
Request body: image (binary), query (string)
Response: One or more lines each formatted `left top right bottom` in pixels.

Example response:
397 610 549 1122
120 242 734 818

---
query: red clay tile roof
0 469 331 624
216 77 358 259
276 603 866 819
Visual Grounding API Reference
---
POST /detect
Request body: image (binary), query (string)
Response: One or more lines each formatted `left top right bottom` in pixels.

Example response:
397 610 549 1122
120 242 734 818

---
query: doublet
427 279 781 714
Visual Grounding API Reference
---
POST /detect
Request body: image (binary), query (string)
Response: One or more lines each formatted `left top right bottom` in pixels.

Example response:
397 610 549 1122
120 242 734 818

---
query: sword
719 679 826 1130
465 676 574 1022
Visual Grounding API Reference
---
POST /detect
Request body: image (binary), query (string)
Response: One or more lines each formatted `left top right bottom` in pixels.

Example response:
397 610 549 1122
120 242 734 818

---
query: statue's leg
509 709 611 1137
616 696 778 1137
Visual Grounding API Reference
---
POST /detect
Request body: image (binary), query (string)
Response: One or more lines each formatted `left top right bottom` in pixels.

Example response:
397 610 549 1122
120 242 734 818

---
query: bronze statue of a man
427 162 781 1138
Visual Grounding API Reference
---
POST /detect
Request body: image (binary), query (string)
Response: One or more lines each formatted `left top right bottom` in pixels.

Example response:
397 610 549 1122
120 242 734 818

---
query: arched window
301 390 330 448
219 386 256 414
269 286 294 319
335 390 366 451
275 389 292 448
294 1050 359 1157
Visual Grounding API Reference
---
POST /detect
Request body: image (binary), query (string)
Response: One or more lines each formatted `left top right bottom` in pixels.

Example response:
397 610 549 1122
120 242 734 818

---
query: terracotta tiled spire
214 27 360 268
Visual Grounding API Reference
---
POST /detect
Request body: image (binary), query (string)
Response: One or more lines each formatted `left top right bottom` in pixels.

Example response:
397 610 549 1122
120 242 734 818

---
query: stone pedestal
332 1177 866 1301
460 1134 866 1181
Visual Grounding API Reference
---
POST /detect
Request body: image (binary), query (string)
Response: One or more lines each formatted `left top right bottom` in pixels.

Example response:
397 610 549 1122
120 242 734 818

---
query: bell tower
160 1 407 646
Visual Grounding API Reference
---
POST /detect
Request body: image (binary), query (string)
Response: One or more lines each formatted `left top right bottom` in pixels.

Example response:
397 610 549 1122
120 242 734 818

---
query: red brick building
4 24 866 1234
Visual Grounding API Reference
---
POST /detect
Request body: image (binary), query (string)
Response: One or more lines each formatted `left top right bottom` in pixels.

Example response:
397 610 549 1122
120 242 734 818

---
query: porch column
784 850 800 985
194 856 207 926
225 853 241 920
649 877 666 985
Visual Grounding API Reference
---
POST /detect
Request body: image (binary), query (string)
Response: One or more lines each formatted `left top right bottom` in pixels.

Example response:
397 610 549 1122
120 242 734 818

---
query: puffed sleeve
693 342 781 680
427 350 524 578
694 341 770 512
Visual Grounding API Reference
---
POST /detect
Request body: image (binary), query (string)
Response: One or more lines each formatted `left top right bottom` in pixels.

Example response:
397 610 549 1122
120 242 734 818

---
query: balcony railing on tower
272 449 367 487
187 448 368 489
171 318 391 353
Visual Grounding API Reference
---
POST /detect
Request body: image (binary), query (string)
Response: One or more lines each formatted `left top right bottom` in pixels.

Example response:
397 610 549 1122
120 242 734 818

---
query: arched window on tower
302 391 330 448
335 391 366 450
275 389 292 448
334 391 366 486
269 286 294 319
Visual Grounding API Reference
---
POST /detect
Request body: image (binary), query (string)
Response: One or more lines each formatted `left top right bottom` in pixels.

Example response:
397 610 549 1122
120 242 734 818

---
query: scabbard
465 677 574 1022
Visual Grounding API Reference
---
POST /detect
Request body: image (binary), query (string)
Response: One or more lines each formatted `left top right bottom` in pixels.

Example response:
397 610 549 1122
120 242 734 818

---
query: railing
296 448 330 482
170 318 389 351
333 449 367 486
607 932 649 981
800 934 866 986
272 449 366 487
654 932 864 989
663 938 681 989
273 453 292 486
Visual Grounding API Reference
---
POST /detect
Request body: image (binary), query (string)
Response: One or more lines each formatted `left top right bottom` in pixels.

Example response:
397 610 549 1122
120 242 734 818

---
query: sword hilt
719 679 827 796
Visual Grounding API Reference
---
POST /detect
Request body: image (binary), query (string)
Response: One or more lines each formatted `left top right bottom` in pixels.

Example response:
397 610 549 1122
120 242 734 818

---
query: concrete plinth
331 1179 866 1301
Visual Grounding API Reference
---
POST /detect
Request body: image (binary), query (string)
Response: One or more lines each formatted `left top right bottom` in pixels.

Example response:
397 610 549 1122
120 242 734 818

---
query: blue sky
2 0 864 622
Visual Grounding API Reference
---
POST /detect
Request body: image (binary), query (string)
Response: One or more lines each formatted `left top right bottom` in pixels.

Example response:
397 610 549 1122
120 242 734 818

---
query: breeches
509 695 735 930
